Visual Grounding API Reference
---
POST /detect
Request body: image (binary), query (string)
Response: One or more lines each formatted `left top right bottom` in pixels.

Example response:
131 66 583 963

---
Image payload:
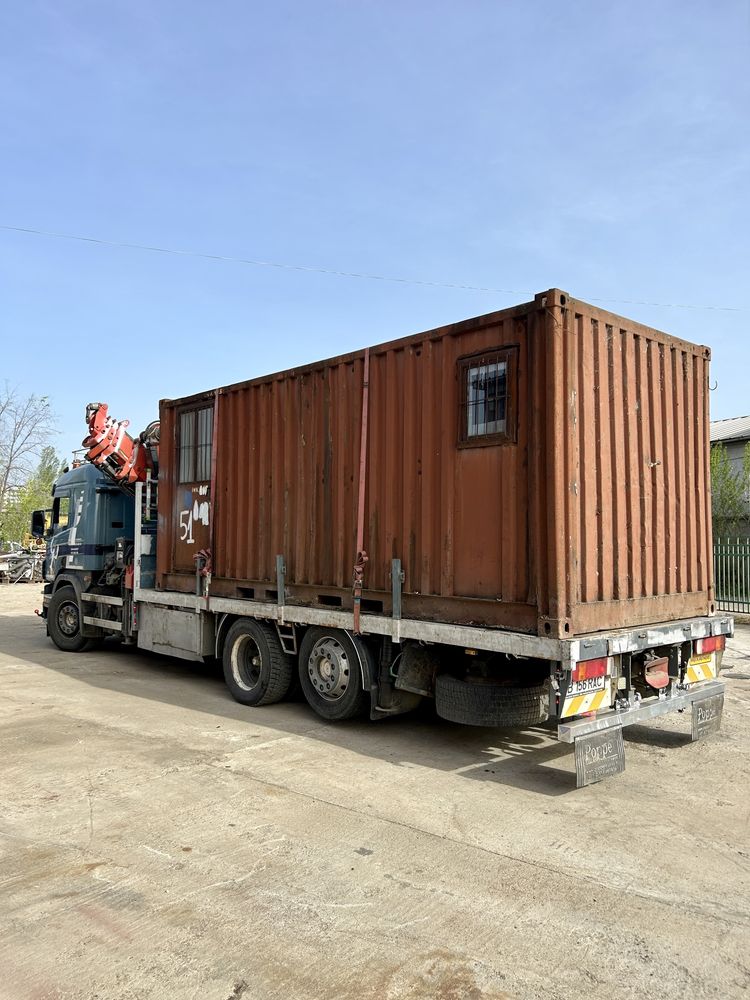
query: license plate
688 653 713 667
569 675 605 696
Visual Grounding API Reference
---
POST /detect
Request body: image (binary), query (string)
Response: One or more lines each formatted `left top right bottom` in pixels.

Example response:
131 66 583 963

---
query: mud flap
691 691 724 741
574 727 626 788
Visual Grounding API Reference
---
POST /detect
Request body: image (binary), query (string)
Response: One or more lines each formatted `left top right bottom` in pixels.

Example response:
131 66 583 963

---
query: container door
452 344 525 603
173 403 214 573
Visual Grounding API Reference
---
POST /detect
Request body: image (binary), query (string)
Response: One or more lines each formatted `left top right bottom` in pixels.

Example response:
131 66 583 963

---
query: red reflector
695 635 726 655
572 656 608 682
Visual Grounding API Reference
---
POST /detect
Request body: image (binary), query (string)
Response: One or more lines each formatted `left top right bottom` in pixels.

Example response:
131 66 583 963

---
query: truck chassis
39 481 732 789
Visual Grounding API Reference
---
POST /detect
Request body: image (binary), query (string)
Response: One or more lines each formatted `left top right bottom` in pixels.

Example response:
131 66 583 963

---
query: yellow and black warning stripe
685 653 716 684
560 686 610 719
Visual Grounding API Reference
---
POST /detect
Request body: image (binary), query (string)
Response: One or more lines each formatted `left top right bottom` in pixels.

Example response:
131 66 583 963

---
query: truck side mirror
31 510 47 538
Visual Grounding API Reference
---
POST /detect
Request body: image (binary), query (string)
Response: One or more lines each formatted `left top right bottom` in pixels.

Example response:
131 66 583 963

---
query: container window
178 406 214 482
458 347 517 446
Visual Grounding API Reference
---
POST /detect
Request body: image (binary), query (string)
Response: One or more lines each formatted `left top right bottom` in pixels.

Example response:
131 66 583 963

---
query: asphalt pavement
1 585 748 1000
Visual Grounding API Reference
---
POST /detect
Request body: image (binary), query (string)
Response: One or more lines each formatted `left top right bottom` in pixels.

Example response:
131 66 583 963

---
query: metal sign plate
691 692 724 741
568 675 606 696
574 727 625 788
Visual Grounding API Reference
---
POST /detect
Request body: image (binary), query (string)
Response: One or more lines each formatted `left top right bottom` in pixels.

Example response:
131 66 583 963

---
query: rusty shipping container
156 288 714 639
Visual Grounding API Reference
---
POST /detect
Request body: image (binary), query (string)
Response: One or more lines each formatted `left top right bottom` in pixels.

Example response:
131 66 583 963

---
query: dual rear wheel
222 621 370 721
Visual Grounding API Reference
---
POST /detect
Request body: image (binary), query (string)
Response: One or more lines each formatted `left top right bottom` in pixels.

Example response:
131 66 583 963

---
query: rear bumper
558 679 725 743
570 613 734 663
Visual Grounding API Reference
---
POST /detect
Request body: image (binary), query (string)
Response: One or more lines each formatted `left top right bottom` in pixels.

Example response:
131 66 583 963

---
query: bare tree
0 385 57 534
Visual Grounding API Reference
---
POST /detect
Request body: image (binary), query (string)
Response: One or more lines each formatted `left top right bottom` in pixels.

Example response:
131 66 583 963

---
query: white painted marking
141 845 173 859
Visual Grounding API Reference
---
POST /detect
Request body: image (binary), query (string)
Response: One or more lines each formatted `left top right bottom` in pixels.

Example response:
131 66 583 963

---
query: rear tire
298 627 370 721
47 586 96 653
223 619 294 706
435 674 548 727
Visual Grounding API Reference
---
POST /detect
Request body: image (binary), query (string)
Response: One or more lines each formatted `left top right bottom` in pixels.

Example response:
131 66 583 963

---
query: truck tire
223 619 294 706
435 674 548 727
298 627 370 721
47 586 97 653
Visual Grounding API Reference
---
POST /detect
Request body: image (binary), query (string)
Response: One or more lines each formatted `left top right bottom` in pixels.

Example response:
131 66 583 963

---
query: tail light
694 635 726 656
572 656 608 682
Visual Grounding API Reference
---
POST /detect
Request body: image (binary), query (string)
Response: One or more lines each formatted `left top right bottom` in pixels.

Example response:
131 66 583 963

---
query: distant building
711 416 750 536
710 415 750 478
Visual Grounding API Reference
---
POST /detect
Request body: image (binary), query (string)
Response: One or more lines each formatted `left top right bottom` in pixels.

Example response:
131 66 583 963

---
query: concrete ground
1 586 748 1000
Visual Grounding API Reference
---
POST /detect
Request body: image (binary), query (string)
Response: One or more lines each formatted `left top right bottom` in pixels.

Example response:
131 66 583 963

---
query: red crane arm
82 403 159 486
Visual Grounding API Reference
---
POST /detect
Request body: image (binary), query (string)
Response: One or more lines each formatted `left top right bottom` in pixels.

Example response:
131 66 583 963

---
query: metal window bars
714 536 750 614
178 406 214 483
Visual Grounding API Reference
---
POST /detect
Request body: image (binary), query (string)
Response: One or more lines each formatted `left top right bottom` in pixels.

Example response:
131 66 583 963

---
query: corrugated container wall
156 289 714 638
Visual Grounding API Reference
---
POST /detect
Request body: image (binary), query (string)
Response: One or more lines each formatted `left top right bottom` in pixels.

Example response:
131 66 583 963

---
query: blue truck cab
39 462 135 650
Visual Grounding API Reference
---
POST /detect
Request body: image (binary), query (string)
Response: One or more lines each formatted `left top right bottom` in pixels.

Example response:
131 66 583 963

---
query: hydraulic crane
81 403 160 489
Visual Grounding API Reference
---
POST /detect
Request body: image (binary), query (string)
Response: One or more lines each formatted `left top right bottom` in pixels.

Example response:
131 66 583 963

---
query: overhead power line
0 223 743 313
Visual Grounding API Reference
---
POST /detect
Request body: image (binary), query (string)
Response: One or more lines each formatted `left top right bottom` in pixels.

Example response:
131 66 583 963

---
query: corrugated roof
710 415 750 443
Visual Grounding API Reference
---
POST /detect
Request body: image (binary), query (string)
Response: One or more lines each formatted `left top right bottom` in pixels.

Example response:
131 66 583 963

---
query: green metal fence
714 537 750 614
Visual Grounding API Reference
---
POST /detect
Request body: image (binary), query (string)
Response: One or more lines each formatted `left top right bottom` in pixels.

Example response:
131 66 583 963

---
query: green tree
0 445 62 545
710 441 750 537
0 384 57 535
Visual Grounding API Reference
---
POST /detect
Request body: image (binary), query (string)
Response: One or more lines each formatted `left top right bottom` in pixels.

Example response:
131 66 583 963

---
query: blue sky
1 0 748 462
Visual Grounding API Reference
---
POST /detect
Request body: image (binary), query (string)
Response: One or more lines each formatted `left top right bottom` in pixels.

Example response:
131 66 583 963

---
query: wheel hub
308 637 350 701
232 635 262 691
319 656 334 680
58 601 79 637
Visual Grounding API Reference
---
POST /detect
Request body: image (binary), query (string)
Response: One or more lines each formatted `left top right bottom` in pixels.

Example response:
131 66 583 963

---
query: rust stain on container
156 289 714 638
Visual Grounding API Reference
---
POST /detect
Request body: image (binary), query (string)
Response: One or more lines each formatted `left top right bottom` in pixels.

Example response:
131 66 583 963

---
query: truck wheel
298 628 370 721
47 587 96 653
435 674 548 727
223 619 294 706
